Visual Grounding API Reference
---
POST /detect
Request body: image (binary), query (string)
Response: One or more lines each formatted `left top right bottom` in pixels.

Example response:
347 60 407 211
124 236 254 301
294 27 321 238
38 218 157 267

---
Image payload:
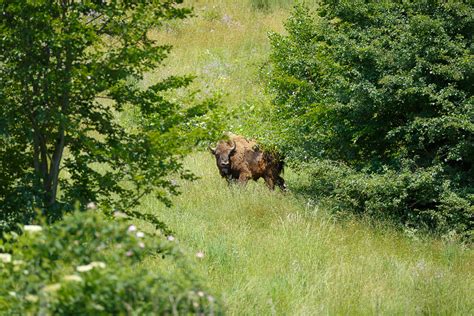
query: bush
269 2 473 171
0 210 220 315
294 160 473 240
267 1 473 238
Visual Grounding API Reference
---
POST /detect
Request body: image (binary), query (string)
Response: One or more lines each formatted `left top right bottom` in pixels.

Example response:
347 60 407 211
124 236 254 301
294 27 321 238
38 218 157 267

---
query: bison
208 134 286 190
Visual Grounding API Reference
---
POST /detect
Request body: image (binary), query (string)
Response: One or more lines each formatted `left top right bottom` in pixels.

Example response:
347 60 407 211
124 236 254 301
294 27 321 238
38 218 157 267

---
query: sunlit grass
132 1 474 314
146 0 292 116
139 152 473 315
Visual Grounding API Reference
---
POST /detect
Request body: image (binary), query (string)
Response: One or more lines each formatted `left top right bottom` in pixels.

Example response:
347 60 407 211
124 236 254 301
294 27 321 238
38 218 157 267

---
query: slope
140 1 473 314
142 152 473 315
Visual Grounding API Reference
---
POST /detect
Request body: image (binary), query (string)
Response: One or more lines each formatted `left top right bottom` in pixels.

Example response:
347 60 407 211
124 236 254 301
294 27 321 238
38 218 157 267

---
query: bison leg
238 172 251 185
263 176 275 190
226 175 238 186
264 175 286 191
276 176 287 191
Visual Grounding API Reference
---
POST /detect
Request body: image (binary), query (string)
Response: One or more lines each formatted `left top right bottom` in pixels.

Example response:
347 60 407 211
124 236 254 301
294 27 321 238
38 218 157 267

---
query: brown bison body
209 135 286 190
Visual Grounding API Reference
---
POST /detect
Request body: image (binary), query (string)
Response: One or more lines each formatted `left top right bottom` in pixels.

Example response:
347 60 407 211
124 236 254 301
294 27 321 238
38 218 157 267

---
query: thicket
0 210 220 314
268 1 473 238
0 0 222 234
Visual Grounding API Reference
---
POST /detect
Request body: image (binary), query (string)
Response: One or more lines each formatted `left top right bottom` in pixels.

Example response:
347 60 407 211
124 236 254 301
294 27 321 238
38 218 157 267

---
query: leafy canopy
0 0 220 232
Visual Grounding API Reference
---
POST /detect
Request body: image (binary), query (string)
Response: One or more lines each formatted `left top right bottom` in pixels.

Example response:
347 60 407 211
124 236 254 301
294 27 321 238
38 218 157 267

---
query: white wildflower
125 250 133 257
195 251 204 259
42 283 61 293
167 235 175 241
63 275 83 282
24 225 42 232
0 253 12 263
13 260 24 266
113 211 127 218
138 242 145 249
25 294 38 303
197 291 205 297
76 261 105 272
90 261 106 269
8 291 16 297
136 231 145 238
86 202 97 210
128 225 137 232
76 264 93 272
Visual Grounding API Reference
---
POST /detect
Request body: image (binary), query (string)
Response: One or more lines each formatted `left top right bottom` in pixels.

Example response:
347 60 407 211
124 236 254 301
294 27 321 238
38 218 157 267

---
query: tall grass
135 1 474 314
249 0 319 11
147 0 301 137
141 153 473 315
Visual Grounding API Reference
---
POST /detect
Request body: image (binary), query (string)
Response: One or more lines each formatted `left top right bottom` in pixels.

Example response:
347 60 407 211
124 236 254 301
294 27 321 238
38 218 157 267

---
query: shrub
269 2 473 172
0 210 220 315
294 160 473 240
267 1 473 238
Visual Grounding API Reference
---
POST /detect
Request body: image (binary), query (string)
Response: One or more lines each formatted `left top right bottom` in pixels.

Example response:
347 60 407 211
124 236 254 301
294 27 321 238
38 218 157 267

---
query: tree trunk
47 128 65 207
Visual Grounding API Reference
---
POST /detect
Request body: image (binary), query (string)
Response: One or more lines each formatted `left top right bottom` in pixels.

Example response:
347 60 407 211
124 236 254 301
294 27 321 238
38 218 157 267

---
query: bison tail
277 157 285 174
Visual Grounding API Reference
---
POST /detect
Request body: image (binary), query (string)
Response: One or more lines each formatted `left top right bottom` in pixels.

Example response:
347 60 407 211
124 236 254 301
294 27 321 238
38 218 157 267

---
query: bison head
209 140 236 176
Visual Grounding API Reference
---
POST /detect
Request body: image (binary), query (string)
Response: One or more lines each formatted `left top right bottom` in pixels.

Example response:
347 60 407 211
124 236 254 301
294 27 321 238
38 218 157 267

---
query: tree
0 0 219 232
267 1 473 236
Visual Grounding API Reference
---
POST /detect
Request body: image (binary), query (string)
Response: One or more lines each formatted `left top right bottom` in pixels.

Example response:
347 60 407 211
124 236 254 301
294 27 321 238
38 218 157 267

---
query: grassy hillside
139 1 473 314
143 153 473 315
146 0 302 137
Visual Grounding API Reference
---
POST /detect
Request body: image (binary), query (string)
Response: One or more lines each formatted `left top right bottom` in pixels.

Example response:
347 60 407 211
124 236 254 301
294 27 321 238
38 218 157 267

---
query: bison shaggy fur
209 135 286 190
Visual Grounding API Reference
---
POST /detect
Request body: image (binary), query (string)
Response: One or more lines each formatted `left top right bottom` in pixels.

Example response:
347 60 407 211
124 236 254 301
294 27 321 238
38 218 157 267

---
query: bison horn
230 140 236 152
208 144 216 153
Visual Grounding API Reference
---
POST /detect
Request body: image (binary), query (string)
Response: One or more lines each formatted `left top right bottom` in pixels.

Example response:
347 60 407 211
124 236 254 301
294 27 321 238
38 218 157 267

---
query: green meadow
134 1 474 314
143 153 473 315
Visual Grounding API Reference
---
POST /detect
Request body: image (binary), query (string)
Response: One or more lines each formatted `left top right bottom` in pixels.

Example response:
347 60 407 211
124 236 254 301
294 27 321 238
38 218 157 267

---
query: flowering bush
0 210 220 315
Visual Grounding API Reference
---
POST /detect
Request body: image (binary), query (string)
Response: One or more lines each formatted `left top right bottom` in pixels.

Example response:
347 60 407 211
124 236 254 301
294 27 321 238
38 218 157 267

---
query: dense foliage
268 1 473 238
295 160 472 237
0 0 221 233
0 210 220 314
